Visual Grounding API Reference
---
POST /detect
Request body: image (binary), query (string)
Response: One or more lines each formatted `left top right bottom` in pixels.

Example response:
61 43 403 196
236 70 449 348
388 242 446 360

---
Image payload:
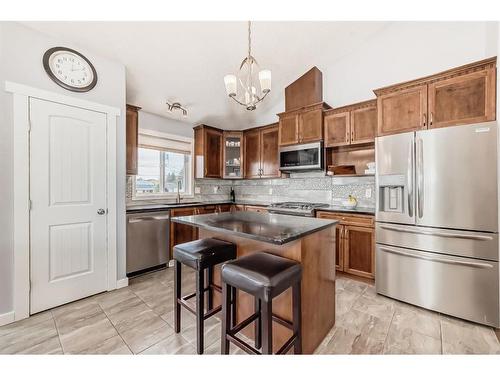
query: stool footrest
228 312 259 336
177 297 222 320
182 283 221 302
276 333 298 355
272 315 293 331
227 334 261 355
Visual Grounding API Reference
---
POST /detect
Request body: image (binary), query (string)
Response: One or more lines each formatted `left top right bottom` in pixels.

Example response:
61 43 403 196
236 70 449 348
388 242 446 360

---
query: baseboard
116 278 129 289
0 311 15 327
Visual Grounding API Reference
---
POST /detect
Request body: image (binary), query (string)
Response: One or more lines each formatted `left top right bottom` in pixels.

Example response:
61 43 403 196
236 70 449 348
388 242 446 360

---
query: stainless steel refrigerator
375 121 499 327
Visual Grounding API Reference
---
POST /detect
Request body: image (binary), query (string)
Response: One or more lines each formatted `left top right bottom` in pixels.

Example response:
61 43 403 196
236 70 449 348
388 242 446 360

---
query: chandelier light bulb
259 70 271 93
224 74 237 96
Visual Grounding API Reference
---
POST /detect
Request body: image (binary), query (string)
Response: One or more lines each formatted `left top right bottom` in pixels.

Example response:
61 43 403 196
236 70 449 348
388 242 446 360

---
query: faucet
176 180 182 204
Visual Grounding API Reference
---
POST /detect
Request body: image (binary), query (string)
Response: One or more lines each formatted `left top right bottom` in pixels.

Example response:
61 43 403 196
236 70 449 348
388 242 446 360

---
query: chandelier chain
247 21 251 58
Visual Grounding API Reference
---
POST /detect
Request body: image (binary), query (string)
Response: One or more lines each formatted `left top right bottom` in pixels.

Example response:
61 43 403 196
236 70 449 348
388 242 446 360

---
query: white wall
139 110 194 138
0 22 127 315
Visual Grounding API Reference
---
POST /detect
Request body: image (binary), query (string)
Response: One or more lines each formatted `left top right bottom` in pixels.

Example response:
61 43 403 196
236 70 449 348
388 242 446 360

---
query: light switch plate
365 188 372 198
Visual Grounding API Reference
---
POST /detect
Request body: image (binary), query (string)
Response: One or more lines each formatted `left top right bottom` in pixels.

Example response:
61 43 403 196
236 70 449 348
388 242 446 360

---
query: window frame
132 129 194 201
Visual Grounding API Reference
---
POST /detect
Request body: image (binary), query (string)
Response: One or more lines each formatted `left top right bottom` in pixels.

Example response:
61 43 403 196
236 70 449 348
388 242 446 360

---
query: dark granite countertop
171 211 338 245
125 200 267 213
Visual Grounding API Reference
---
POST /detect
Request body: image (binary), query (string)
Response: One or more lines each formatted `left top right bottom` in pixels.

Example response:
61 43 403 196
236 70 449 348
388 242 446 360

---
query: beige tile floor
1 266 499 355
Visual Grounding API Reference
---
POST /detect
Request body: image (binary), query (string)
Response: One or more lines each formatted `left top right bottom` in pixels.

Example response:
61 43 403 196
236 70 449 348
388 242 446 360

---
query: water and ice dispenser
377 174 406 214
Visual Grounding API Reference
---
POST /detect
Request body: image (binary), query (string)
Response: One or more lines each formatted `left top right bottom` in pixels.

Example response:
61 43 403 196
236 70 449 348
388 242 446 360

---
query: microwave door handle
416 138 424 219
407 140 414 218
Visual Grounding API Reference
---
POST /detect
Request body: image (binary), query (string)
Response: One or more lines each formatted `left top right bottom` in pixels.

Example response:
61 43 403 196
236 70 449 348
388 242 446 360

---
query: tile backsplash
127 173 375 208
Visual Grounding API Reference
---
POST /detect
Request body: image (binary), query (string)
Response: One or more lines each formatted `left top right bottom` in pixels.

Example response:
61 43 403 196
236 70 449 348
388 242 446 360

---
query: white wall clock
43 47 98 92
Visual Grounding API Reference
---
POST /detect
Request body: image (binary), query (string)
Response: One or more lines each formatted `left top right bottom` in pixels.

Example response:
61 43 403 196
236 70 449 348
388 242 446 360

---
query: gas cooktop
267 202 330 216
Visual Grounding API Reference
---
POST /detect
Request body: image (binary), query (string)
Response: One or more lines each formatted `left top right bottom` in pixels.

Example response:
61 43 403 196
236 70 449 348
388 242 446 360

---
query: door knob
97 208 106 215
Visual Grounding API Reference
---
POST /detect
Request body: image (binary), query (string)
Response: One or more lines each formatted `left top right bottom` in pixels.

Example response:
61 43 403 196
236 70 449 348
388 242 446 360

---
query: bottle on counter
230 187 235 203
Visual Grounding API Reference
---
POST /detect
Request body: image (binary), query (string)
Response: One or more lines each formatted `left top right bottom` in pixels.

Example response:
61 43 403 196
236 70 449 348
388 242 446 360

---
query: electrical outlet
194 187 201 194
365 188 372 198
269 188 273 195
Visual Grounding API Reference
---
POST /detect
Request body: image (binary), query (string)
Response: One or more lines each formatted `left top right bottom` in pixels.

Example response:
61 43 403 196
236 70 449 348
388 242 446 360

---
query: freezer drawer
126 211 170 275
376 244 499 327
376 222 499 261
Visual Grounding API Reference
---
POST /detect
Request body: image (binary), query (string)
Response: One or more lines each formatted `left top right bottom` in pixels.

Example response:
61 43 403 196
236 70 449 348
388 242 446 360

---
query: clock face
43 47 97 92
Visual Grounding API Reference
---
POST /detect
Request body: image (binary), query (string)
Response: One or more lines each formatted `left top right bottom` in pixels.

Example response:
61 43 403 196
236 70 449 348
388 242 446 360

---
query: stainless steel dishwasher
126 210 170 276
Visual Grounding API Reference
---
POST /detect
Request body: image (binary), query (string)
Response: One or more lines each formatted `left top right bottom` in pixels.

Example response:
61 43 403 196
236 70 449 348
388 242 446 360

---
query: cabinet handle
423 113 427 127
429 112 433 126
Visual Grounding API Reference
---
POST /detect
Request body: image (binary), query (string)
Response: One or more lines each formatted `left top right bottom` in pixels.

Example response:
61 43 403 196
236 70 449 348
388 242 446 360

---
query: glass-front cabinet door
223 131 243 179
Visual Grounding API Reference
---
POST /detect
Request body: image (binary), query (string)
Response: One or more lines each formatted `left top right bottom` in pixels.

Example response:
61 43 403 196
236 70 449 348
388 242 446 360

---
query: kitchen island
171 211 337 354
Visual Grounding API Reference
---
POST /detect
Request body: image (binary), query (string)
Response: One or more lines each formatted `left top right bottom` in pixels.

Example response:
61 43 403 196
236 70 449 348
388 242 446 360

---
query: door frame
6 81 120 322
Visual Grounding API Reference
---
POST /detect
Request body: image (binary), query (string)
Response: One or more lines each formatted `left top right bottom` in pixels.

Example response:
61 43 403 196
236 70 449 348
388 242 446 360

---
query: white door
30 98 108 313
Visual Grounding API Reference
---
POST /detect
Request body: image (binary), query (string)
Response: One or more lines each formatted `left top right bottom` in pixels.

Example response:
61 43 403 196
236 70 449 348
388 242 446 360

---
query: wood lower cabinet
244 124 280 179
194 125 223 178
244 205 268 213
324 100 377 147
126 104 141 175
169 207 198 257
374 57 496 136
316 211 375 279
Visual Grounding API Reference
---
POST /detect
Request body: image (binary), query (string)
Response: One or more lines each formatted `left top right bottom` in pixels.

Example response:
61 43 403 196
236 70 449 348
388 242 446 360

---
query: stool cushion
173 238 236 270
221 252 302 302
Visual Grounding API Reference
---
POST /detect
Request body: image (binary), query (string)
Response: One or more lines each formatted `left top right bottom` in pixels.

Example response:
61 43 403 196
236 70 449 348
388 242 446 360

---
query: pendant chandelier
223 21 271 111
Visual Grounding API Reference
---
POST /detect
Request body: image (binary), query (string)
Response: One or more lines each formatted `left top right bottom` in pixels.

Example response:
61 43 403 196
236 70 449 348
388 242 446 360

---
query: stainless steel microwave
279 141 324 171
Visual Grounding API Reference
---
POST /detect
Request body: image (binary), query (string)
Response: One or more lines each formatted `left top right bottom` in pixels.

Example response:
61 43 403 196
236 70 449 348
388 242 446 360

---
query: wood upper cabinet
244 124 280 179
324 100 377 147
316 211 375 279
126 104 141 175
374 57 496 136
278 103 330 146
194 125 223 178
278 113 299 146
377 85 428 136
351 104 377 144
324 111 350 147
299 108 323 143
260 125 280 178
428 67 496 129
243 128 261 178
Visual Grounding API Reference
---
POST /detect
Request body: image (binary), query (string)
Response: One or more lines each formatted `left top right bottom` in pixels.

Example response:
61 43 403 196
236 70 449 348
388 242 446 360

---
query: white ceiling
22 21 391 129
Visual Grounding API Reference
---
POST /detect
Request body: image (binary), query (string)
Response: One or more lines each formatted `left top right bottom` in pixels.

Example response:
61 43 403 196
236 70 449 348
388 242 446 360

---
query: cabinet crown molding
277 101 331 117
324 99 377 116
373 56 497 96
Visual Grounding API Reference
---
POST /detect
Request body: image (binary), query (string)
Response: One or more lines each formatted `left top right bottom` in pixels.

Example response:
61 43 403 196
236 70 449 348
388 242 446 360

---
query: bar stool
173 238 237 354
220 252 302 355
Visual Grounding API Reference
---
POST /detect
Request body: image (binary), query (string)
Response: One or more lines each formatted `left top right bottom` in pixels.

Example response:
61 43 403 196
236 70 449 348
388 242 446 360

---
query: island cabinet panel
377 85 428 136
169 207 198 257
428 67 496 129
299 108 323 143
316 211 375 279
244 205 268 213
344 225 375 279
324 111 350 147
278 113 299 146
351 105 377 144
217 204 232 212
126 104 141 175
260 124 280 178
194 125 223 178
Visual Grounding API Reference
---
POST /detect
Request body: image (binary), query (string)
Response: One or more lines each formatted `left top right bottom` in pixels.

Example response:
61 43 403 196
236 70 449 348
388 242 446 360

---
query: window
133 130 193 199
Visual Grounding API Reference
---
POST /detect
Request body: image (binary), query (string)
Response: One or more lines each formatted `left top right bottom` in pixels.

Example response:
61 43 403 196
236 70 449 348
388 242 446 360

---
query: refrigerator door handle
378 246 494 269
378 224 495 241
416 138 424 219
407 140 414 218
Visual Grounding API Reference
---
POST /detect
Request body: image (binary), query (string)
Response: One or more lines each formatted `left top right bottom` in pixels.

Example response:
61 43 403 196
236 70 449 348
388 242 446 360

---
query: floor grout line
50 310 66 355
98 302 135 354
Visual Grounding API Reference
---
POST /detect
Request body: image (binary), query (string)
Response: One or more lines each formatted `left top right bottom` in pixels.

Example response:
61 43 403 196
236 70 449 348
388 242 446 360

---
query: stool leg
221 282 231 355
254 298 262 350
196 269 205 354
231 285 237 327
292 281 302 354
207 266 214 311
174 260 181 334
261 300 273 354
